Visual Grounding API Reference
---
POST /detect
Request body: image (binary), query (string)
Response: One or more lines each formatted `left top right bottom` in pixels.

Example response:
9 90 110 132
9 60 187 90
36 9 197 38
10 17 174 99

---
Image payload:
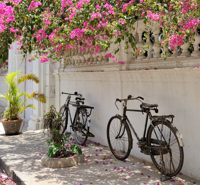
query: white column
8 42 25 74
27 58 46 130
45 61 56 112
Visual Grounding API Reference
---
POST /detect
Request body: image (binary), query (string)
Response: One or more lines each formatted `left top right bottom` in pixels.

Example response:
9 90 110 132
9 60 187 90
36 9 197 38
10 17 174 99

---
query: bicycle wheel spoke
148 121 184 177
74 108 88 145
107 116 132 161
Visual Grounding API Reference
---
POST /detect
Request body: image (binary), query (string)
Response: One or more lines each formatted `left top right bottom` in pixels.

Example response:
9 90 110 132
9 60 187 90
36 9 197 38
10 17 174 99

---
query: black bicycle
107 95 184 179
59 92 94 145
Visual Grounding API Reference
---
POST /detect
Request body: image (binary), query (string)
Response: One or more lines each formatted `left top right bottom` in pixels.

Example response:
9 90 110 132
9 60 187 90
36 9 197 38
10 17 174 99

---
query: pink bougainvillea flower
37 29 47 42
28 0 42 11
170 178 176 182
147 11 161 21
40 54 49 63
38 153 42 156
105 53 115 59
10 27 18 32
169 34 183 50
123 178 127 181
10 46 13 50
196 65 200 68
118 61 125 65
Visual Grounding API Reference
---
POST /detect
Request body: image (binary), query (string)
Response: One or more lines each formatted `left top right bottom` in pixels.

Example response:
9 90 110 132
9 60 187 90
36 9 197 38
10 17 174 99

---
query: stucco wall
56 68 200 181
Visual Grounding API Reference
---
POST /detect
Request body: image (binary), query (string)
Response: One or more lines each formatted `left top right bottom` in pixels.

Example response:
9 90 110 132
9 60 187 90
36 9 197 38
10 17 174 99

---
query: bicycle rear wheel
147 121 184 177
59 105 68 135
73 108 88 145
107 115 132 161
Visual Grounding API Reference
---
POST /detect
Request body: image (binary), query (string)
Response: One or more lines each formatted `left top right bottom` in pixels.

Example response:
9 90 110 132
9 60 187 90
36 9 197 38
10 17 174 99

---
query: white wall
0 75 7 108
56 68 200 181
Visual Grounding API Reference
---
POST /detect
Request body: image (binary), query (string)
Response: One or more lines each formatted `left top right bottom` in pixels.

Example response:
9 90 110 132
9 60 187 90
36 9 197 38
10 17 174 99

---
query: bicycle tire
59 105 68 135
147 120 184 177
107 115 132 161
73 108 88 145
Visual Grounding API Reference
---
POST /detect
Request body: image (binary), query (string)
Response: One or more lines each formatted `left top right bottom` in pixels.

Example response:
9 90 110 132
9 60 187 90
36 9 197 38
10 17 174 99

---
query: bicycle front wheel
107 115 132 161
59 105 68 135
147 121 184 177
73 108 88 145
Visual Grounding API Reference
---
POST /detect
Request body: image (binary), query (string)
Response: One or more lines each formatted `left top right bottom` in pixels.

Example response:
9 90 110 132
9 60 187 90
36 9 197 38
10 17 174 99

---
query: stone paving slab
0 129 199 185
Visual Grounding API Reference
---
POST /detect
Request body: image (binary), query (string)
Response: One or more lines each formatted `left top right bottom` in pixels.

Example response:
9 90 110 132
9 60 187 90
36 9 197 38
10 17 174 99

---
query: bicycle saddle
79 105 94 109
140 103 158 109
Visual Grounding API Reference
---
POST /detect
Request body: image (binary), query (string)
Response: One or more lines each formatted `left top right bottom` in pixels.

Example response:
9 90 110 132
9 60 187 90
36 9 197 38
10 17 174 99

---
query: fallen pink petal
170 179 176 182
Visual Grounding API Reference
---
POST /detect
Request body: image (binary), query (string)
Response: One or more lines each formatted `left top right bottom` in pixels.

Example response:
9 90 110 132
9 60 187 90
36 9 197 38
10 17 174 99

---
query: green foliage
71 145 82 155
0 70 46 120
44 105 82 158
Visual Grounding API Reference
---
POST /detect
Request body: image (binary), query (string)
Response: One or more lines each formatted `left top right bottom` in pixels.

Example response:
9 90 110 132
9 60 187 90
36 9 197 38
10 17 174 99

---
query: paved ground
0 128 199 185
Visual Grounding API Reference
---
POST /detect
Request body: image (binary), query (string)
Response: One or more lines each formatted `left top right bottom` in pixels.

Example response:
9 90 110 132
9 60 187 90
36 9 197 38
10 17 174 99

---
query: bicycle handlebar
116 95 144 102
61 91 82 97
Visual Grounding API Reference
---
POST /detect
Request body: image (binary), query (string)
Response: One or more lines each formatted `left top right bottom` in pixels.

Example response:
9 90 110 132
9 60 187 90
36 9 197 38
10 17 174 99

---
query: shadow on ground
0 130 198 185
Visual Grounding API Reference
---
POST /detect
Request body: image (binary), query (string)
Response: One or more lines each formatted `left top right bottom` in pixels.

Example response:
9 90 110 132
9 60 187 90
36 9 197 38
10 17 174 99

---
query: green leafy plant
0 70 46 120
43 105 82 158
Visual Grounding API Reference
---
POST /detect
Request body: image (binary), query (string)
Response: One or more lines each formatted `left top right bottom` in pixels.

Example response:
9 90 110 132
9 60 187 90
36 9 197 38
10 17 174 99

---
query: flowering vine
0 0 199 66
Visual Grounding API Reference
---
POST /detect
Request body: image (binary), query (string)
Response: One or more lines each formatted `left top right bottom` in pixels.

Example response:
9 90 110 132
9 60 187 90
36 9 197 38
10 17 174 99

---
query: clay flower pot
1 118 23 135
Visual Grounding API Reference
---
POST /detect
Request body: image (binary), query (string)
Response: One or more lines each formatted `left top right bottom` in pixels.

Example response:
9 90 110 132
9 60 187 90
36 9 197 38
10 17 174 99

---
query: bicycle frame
63 97 81 129
63 94 93 131
122 101 152 144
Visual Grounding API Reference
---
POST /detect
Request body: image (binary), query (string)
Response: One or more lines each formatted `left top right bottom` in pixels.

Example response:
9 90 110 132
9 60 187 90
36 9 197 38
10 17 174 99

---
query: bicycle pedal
82 132 95 137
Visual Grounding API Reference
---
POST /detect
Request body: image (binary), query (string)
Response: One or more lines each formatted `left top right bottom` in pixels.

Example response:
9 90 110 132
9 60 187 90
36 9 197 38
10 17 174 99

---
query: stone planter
1 118 23 135
41 154 85 168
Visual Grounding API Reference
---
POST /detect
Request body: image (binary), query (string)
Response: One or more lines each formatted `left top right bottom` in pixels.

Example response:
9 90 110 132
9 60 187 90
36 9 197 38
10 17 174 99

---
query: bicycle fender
176 131 184 147
87 116 91 127
112 114 133 150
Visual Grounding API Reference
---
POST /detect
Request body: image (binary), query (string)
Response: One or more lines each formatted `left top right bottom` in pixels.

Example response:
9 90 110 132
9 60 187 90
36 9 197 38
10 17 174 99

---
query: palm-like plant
0 70 46 120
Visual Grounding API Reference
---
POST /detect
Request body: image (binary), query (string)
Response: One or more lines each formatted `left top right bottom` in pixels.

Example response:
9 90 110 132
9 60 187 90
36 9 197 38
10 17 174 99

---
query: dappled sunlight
0 130 198 184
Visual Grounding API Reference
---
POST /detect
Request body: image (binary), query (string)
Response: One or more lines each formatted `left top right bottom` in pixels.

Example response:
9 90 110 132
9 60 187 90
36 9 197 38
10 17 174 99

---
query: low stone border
41 154 85 168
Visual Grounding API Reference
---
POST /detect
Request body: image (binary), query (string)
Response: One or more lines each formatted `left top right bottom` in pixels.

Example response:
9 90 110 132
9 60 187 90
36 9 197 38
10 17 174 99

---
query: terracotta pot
1 118 23 135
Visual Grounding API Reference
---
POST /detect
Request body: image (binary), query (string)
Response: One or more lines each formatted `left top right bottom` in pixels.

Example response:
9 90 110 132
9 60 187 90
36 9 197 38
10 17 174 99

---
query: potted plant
41 105 84 168
0 70 46 135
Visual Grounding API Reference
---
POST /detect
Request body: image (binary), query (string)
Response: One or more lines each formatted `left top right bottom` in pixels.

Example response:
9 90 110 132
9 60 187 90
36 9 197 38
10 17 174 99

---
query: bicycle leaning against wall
107 95 184 180
59 92 94 145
